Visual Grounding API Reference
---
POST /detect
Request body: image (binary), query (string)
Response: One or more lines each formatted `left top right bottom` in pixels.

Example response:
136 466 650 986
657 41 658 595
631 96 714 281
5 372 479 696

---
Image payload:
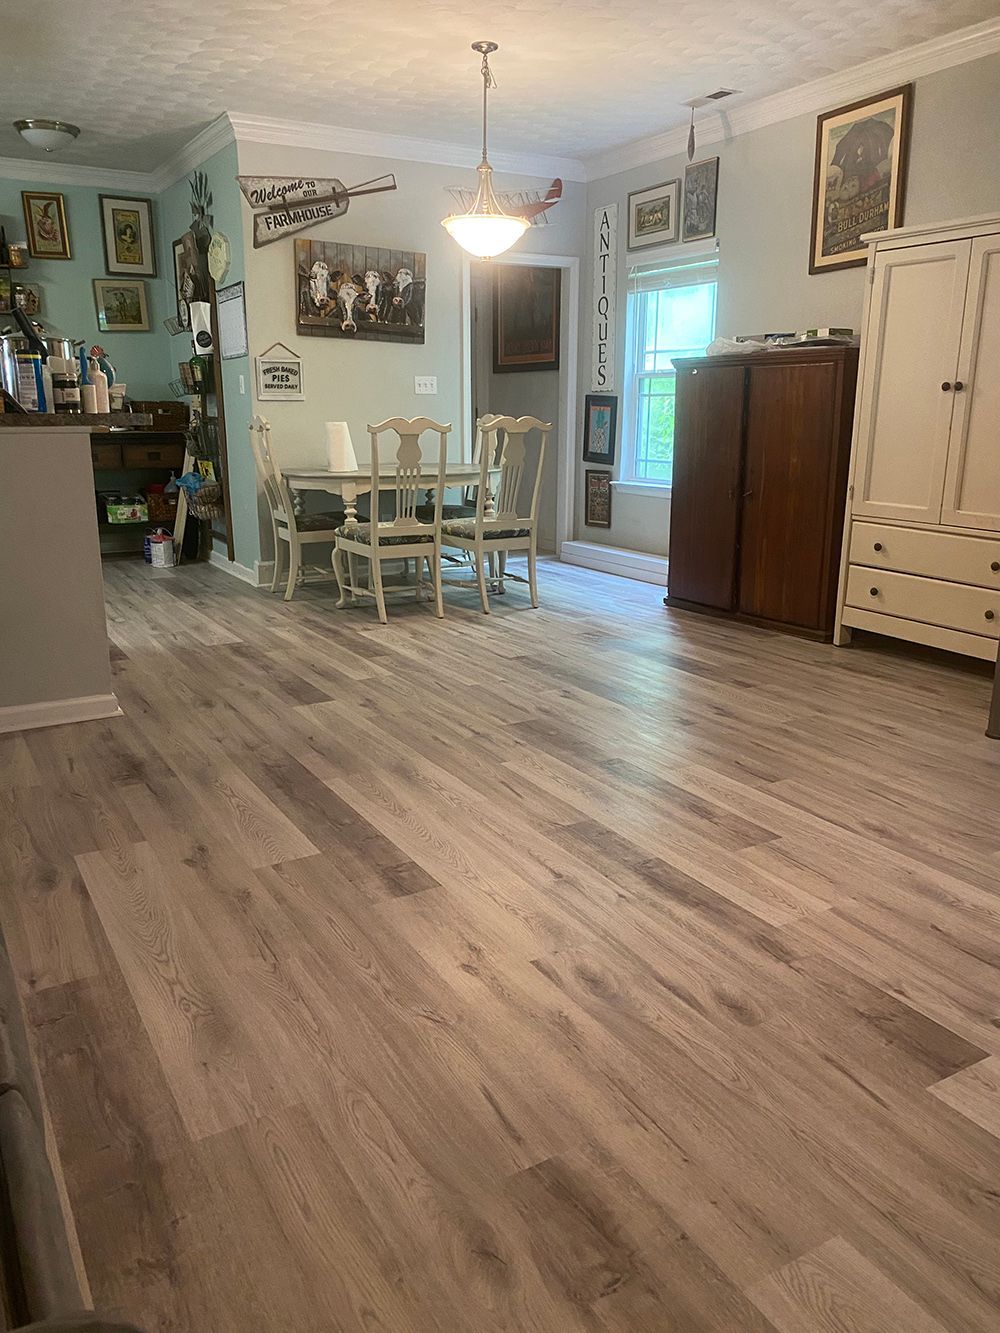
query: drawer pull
869 587 880 597
954 381 965 392
873 541 883 552
986 610 996 622
991 561 1000 573
941 381 952 392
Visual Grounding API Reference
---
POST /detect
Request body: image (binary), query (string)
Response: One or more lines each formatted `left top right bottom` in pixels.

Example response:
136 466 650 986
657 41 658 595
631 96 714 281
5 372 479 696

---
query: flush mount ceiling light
442 42 528 259
13 118 81 153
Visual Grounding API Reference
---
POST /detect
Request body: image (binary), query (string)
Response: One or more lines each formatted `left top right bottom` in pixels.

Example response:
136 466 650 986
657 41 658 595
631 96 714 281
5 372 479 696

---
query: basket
187 482 224 520
147 491 179 524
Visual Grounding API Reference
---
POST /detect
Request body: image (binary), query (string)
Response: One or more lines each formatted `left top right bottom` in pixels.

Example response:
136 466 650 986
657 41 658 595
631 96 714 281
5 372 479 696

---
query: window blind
628 249 719 293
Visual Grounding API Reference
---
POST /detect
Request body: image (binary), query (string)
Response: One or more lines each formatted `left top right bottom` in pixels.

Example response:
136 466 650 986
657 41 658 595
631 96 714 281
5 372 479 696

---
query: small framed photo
809 85 912 274
99 195 157 276
21 191 71 259
682 158 719 242
628 180 679 250
93 279 151 332
582 393 618 465
0 270 10 312
584 469 612 528
12 283 42 316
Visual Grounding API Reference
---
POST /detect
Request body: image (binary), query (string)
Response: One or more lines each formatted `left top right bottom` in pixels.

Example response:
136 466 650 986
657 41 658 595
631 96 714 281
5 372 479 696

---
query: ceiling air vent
705 88 740 101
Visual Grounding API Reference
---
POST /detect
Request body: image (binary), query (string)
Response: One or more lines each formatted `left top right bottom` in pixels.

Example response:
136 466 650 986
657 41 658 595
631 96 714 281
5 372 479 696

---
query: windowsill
611 480 672 498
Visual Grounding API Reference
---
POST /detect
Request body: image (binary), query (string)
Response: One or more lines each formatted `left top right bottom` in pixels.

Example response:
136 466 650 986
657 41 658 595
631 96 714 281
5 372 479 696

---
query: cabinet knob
873 541 883 552
991 561 1000 572
941 381 953 392
987 610 996 622
869 587 880 597
954 381 965 392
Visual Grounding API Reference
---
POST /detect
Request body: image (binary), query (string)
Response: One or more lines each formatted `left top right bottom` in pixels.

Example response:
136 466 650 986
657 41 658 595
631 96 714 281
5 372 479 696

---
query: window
623 259 718 486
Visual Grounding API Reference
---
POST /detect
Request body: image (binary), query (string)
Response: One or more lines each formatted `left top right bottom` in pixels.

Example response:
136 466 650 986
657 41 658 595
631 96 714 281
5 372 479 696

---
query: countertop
0 413 153 429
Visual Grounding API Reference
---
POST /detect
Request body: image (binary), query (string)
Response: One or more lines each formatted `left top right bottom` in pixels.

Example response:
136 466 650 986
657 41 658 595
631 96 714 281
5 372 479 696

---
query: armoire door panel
853 240 970 523
667 364 745 610
739 361 838 629
942 235 1000 531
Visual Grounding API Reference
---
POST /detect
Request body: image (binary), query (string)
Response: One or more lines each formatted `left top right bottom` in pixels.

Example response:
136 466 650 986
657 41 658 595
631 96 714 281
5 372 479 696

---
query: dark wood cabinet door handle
941 381 953 392
873 541 883 551
991 561 1000 572
742 490 753 499
869 587 880 597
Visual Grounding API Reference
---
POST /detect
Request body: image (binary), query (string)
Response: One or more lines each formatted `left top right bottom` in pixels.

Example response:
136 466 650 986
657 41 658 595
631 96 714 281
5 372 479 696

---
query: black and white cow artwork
297 241 426 343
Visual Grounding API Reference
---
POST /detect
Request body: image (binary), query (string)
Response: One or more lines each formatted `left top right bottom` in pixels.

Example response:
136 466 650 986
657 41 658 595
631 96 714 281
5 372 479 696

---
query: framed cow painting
295 239 426 343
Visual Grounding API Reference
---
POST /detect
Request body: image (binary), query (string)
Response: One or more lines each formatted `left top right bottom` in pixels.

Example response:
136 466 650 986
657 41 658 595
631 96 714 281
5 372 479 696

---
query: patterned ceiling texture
2 0 999 170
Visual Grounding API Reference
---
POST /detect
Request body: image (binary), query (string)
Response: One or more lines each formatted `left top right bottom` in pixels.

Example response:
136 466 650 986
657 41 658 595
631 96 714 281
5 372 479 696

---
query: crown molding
149 114 236 192
226 111 587 183
0 154 156 191
583 16 1000 181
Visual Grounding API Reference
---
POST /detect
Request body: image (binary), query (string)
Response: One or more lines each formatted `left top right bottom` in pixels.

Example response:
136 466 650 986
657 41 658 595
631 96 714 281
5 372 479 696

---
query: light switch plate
414 376 437 395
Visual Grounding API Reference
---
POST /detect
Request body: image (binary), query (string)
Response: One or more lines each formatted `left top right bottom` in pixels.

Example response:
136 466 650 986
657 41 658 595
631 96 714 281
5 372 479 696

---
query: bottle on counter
50 356 81 413
88 356 110 413
41 361 54 414
14 351 43 411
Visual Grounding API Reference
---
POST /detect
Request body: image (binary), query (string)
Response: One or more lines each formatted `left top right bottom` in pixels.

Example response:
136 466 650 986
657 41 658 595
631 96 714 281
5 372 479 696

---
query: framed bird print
810 85 912 274
21 191 71 259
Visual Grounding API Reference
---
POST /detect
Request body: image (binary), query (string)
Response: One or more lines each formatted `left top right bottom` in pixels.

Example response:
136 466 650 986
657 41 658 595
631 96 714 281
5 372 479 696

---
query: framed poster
628 180 679 250
256 342 303 400
584 469 612 528
99 195 156 276
682 158 719 242
296 239 426 343
582 394 618 465
810 85 912 274
493 264 561 372
93 279 150 332
21 191 71 259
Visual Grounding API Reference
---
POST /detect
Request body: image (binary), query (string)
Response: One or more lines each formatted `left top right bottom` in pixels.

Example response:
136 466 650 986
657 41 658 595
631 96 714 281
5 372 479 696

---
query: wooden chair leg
415 555 424 602
371 552 388 624
498 548 507 594
476 544 490 615
269 523 283 592
346 550 359 604
433 548 444 619
284 537 300 601
332 542 349 609
528 540 539 608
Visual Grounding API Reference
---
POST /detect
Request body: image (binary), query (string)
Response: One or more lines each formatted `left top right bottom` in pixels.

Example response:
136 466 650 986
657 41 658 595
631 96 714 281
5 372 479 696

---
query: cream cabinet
837 216 1000 661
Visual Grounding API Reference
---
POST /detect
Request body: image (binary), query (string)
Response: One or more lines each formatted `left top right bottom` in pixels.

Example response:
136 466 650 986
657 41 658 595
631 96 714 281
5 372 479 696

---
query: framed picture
582 393 619 465
810 85 913 274
628 180 679 250
493 264 561 372
584 469 612 528
12 283 42 316
173 232 208 332
296 239 426 344
93 279 150 332
21 191 71 259
256 342 304 400
0 270 10 312
99 195 156 276
682 158 719 242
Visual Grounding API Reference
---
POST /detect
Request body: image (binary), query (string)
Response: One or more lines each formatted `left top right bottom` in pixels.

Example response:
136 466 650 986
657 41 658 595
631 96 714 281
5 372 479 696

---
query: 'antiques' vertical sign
592 203 618 391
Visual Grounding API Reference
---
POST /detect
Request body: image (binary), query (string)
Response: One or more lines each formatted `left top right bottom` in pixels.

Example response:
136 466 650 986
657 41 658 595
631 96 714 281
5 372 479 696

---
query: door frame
460 250 580 555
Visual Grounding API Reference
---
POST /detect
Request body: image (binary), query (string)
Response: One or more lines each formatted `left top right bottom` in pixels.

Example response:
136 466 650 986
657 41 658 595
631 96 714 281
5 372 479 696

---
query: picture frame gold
93 278 151 332
21 191 71 260
99 195 157 277
584 469 612 528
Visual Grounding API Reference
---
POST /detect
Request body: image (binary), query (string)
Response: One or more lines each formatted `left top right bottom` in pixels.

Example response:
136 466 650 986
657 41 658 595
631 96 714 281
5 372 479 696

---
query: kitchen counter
0 412 152 429
0 425 120 733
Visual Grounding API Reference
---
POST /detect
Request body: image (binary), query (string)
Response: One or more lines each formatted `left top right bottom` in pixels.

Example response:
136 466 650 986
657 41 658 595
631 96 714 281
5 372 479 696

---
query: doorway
462 251 579 555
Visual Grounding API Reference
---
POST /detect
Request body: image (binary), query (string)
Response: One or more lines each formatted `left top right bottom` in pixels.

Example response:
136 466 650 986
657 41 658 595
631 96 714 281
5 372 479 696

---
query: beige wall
580 50 1000 557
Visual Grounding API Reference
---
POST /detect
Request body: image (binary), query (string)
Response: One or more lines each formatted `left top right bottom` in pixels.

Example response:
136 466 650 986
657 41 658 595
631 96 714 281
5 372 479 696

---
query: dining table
282 460 493 528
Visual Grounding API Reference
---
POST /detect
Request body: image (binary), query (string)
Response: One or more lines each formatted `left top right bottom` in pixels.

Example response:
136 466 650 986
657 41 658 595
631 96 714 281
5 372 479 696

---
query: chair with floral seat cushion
249 416 345 601
332 417 450 624
440 414 551 613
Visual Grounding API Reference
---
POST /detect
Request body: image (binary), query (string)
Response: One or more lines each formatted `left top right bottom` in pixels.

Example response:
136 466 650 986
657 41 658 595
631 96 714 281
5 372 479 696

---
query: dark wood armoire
666 345 859 639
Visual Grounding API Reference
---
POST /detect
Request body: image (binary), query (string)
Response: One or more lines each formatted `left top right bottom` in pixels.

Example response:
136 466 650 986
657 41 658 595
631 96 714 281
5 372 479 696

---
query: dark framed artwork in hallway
493 264 561 372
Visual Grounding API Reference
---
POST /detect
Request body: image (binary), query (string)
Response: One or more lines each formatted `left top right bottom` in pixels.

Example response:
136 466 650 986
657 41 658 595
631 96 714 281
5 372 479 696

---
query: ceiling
2 0 999 173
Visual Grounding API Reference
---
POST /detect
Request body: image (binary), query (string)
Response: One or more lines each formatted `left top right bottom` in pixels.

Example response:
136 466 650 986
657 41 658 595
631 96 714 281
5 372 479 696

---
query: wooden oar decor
236 174 398 247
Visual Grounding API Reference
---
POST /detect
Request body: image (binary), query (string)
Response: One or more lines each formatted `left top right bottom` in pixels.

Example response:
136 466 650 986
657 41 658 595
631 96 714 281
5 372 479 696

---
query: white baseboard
209 549 265 586
0 693 121 736
559 540 668 585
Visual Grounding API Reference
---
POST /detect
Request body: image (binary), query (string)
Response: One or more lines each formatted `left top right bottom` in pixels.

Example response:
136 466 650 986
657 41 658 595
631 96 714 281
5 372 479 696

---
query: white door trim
460 250 580 556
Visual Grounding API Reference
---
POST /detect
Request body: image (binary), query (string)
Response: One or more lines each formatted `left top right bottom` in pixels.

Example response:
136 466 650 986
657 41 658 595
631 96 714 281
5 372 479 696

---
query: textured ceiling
2 0 999 171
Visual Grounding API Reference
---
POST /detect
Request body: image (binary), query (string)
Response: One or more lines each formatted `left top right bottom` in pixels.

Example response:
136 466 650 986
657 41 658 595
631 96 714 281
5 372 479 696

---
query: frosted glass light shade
442 212 528 259
13 119 80 152
325 421 358 472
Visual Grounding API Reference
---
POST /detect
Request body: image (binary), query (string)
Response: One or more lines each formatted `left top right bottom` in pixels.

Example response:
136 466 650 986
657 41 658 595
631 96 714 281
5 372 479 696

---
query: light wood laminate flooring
2 559 999 1332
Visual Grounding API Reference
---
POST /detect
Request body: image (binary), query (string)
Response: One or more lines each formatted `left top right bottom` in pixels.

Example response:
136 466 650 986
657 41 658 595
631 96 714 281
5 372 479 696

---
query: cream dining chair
440 414 551 613
332 417 450 624
248 416 345 601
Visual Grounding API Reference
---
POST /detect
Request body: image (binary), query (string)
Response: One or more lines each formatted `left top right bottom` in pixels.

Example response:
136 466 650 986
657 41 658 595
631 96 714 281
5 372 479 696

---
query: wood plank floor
2 558 1000 1332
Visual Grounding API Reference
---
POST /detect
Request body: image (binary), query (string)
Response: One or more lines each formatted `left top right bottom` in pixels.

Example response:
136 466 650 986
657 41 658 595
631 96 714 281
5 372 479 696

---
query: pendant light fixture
442 41 529 259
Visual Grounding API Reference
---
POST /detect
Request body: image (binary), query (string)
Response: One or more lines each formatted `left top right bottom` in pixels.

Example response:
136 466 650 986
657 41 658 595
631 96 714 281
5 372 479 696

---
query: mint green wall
0 176 173 398
155 142 256 568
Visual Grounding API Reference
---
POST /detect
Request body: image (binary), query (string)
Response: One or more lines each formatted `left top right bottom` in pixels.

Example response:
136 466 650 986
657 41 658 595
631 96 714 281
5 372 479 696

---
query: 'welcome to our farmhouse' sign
256 342 303 401
592 203 618 392
237 174 397 247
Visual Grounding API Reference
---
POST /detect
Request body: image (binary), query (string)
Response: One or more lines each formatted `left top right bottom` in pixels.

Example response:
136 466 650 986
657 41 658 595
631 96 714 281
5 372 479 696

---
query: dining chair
440 414 551 613
332 417 450 624
248 416 346 601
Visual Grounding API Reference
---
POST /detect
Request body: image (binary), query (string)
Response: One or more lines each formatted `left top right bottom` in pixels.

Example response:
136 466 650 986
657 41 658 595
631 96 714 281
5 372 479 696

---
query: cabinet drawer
90 441 123 470
121 441 185 469
850 522 1000 589
845 565 1000 638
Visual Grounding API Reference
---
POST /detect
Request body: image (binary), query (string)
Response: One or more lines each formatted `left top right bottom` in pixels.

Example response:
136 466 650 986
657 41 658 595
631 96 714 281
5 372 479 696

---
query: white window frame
619 251 718 494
